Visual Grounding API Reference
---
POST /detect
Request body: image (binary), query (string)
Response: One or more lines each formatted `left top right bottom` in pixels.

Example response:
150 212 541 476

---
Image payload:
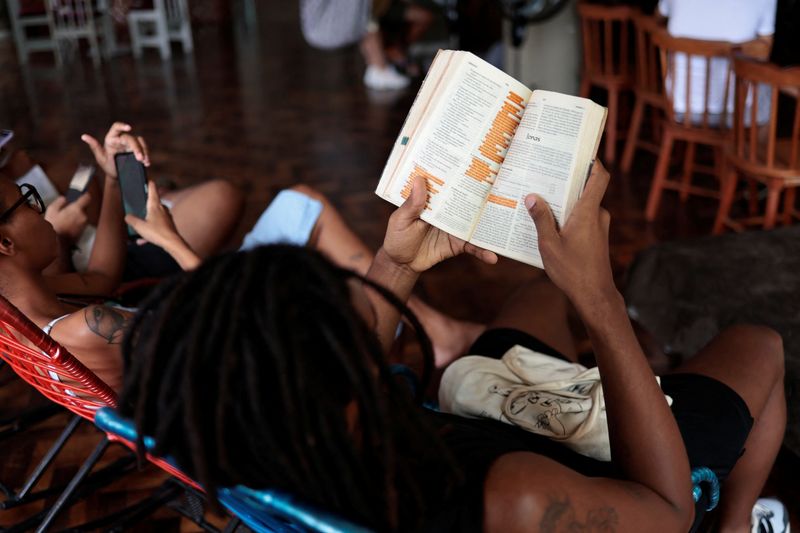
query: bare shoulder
483 452 689 533
50 305 133 347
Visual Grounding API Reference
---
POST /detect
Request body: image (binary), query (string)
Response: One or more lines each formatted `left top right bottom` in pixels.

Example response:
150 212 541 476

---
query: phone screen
0 130 13 149
114 152 148 235
65 164 95 204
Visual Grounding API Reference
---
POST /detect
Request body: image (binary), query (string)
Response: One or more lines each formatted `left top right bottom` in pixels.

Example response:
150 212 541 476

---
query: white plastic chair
127 0 193 60
5 0 58 64
45 0 102 67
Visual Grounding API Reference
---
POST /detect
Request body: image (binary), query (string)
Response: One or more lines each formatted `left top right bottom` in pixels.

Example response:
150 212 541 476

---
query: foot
363 65 410 91
408 298 485 368
752 498 791 533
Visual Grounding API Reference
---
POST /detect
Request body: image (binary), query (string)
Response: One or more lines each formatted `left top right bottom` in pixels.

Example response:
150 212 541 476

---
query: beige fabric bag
439 345 671 461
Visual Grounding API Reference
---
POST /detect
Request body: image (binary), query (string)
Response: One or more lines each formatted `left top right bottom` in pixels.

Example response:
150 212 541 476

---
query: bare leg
294 184 485 366
670 325 786 533
485 277 578 363
162 180 244 258
360 30 388 69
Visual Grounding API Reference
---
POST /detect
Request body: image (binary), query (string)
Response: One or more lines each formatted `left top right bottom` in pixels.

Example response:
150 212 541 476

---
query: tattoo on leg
540 496 618 532
84 305 129 344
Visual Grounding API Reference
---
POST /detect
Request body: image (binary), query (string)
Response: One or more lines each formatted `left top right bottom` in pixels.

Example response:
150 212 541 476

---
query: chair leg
621 97 645 174
604 88 619 165
679 142 695 202
14 415 82 503
645 130 674 221
782 187 795 226
763 181 782 230
579 78 591 99
35 436 110 532
128 18 143 58
747 179 760 215
713 167 738 235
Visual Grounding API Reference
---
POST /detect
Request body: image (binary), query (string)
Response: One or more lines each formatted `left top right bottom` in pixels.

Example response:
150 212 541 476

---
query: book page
470 91 606 268
375 51 532 241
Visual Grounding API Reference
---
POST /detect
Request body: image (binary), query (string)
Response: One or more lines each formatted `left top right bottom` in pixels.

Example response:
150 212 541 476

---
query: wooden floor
0 1 797 530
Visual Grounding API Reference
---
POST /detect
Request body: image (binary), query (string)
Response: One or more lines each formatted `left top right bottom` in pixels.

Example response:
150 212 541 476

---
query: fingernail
524 195 536 211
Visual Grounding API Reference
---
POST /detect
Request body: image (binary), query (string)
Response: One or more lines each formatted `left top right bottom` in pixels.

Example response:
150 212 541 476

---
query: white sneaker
363 65 410 91
752 498 791 533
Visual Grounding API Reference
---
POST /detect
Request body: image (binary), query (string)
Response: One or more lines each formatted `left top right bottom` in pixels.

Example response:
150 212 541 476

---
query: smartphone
114 152 148 236
0 130 12 149
65 164 95 204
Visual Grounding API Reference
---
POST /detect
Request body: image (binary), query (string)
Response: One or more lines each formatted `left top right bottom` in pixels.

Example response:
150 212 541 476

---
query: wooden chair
644 32 737 222
127 0 194 60
620 11 667 174
713 55 800 234
5 0 58 65
577 2 636 165
44 0 102 67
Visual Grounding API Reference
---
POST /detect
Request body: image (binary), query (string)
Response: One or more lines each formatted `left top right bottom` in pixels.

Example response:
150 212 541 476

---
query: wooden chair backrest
731 54 800 176
651 30 737 128
0 294 117 420
577 2 636 81
632 11 666 95
45 0 96 35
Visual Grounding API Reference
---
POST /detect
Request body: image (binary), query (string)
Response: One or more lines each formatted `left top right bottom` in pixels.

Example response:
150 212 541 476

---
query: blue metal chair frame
94 408 373 533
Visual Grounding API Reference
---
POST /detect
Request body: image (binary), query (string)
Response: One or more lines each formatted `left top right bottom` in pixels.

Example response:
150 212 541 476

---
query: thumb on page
525 194 559 244
398 175 428 222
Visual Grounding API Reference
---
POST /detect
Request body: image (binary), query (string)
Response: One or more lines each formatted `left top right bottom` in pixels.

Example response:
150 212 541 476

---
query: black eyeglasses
0 184 45 223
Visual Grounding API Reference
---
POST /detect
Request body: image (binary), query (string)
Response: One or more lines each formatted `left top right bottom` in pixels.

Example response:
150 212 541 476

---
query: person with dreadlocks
118 161 786 532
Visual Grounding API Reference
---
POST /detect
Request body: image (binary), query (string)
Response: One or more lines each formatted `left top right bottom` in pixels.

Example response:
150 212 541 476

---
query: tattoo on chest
540 496 618 532
84 306 129 344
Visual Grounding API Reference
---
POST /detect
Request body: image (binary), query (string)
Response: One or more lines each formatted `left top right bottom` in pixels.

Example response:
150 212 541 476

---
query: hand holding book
525 161 616 310
383 174 498 273
376 50 607 268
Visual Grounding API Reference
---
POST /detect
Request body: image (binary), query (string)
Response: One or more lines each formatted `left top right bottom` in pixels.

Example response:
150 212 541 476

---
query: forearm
365 247 420 353
158 236 201 271
575 289 693 514
86 175 127 287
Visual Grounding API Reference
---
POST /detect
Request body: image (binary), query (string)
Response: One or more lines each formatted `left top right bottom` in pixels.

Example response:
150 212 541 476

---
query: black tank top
419 410 620 532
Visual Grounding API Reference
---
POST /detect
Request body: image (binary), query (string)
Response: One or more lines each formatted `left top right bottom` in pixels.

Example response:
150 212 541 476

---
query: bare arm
485 163 693 531
45 123 151 295
366 175 497 353
125 180 202 271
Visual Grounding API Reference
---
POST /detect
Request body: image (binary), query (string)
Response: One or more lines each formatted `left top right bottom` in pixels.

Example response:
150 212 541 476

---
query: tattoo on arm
84 305 129 344
540 496 618 533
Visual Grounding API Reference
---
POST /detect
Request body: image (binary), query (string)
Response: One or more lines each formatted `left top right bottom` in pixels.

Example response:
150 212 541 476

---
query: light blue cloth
240 190 324 250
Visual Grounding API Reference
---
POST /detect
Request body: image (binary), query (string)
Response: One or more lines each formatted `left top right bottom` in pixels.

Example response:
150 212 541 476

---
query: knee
205 180 244 216
725 324 785 380
289 184 326 203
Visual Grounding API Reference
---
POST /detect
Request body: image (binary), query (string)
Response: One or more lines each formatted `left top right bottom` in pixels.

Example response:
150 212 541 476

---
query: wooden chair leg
748 179 759 215
679 141 695 202
763 181 782 230
621 97 645 174
783 188 796 226
713 167 738 235
645 131 674 221
604 88 619 165
579 78 591 99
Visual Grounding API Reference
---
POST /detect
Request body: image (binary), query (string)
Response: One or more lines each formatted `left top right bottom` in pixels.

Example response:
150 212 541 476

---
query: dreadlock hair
119 244 463 530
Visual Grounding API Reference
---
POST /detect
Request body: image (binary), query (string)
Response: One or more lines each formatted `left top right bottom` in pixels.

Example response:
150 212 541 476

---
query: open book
375 50 607 268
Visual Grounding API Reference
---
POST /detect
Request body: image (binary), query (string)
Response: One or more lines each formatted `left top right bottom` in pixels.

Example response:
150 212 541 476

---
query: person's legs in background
361 22 411 90
669 325 787 533
161 179 244 259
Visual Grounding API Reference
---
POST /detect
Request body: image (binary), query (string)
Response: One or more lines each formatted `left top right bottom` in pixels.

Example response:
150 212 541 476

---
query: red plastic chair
0 294 203 531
